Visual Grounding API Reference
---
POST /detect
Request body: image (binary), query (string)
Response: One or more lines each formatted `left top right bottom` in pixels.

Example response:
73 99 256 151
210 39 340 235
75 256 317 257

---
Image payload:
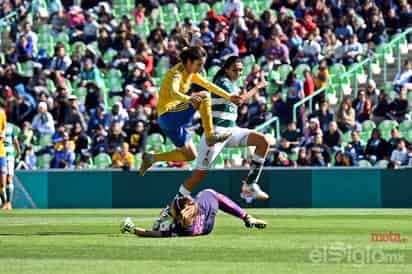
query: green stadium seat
278 64 293 82
399 120 412 133
180 3 196 21
207 65 221 80
361 120 376 132
213 154 225 168
375 160 389 168
358 159 372 167
133 154 142 169
212 1 225 14
105 69 123 92
196 2 211 20
94 153 112 168
37 153 52 169
294 64 311 81
103 49 118 64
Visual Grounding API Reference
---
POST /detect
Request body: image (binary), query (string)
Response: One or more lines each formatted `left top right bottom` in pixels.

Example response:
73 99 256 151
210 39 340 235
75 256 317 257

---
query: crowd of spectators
0 0 411 169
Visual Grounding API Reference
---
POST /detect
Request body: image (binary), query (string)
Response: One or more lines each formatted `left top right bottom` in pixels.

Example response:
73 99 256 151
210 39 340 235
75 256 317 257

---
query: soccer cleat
120 217 135 234
139 153 154 176
240 182 269 202
206 131 232 146
244 214 267 229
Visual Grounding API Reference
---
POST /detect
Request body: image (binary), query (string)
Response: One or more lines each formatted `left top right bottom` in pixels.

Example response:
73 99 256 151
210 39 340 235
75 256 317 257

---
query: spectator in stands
311 100 335 133
88 103 110 134
306 134 331 166
303 70 315 98
391 139 409 166
16 144 37 170
365 14 386 45
49 43 72 74
85 82 103 114
365 128 390 163
389 88 409 122
301 32 321 66
265 35 290 64
122 85 139 111
366 80 379 107
345 130 365 161
70 122 89 157
353 89 368 120
127 120 147 154
303 117 323 145
342 35 363 66
91 124 108 156
296 147 310 166
51 133 75 169
388 128 402 151
19 22 38 53
337 97 356 133
323 121 342 151
132 4 146 25
373 91 391 123
80 58 102 88
16 35 33 62
112 142 134 170
314 60 329 90
8 94 33 127
107 102 129 128
393 61 412 92
247 27 264 59
281 121 302 148
32 101 55 137
107 121 127 154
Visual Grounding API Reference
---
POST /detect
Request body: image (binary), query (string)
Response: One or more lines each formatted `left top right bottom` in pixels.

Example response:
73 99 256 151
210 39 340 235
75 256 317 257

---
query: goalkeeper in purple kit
121 189 267 237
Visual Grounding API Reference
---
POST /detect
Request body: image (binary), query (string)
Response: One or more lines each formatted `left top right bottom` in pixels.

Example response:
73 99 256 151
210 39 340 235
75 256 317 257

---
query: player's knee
258 134 270 151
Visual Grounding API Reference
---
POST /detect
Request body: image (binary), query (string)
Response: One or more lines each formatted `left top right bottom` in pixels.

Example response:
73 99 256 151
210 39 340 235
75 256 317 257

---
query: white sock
252 154 265 164
178 185 191 196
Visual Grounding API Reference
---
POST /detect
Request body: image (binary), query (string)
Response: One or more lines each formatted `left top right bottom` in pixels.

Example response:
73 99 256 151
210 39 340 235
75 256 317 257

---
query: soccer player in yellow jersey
139 47 242 176
0 108 7 209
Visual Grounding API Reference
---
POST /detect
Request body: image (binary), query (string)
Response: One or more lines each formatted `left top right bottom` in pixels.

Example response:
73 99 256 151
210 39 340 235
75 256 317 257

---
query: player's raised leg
241 132 270 201
203 189 267 229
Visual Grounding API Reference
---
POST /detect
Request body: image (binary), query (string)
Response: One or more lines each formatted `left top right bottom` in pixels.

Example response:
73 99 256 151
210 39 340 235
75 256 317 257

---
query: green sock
6 184 13 203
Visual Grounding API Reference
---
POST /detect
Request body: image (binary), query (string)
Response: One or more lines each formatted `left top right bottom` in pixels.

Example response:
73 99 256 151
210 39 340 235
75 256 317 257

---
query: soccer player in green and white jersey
177 56 270 202
3 123 21 210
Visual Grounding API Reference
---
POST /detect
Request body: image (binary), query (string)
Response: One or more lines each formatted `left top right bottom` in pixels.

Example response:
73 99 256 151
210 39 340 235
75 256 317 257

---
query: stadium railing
255 116 280 140
292 27 412 123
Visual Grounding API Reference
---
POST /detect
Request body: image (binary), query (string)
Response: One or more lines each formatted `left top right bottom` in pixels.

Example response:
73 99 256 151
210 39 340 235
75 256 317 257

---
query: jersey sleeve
169 72 191 103
192 73 232 100
0 110 7 137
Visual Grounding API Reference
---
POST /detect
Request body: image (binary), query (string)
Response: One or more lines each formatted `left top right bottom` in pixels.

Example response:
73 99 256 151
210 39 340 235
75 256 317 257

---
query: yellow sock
153 150 189 162
199 96 214 138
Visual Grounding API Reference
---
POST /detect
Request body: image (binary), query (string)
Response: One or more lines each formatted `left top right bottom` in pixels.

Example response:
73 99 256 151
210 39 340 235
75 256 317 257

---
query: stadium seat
93 153 112 168
294 64 311 81
103 49 118 64
278 64 293 82
38 134 52 147
213 155 225 168
36 153 52 169
375 160 389 168
361 120 376 132
196 2 210 20
212 1 225 14
378 120 397 140
133 154 142 169
358 159 372 167
399 120 412 133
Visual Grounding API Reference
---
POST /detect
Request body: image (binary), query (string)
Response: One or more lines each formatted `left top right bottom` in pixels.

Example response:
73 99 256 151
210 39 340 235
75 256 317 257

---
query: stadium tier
0 0 411 171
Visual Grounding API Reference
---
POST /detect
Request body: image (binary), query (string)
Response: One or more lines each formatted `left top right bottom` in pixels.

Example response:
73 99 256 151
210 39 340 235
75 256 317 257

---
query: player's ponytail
212 55 242 82
172 196 200 227
180 46 207 64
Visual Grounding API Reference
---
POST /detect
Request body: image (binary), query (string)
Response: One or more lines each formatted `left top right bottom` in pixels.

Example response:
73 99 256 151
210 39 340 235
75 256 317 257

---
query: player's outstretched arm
134 227 164 238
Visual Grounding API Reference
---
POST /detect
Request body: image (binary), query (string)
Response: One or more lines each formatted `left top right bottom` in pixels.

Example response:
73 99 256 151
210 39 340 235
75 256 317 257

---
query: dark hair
212 55 243 82
180 46 207 64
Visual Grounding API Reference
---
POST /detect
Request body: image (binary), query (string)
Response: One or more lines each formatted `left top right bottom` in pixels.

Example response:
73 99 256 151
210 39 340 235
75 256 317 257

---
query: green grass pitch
0 209 411 274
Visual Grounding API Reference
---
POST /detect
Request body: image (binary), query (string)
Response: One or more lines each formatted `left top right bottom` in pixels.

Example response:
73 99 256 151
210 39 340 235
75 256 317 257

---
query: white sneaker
240 183 269 202
120 217 135 234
